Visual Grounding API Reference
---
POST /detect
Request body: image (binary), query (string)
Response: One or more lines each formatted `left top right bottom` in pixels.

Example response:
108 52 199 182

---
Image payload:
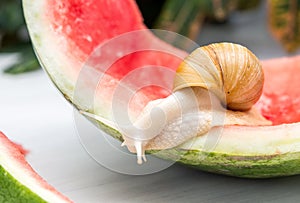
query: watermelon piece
23 0 300 177
0 132 71 202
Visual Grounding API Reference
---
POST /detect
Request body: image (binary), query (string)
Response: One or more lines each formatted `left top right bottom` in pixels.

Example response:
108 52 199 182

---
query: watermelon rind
23 0 300 178
0 132 71 202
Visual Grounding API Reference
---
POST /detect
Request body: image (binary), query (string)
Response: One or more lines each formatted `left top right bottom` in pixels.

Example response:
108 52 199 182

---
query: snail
82 42 271 164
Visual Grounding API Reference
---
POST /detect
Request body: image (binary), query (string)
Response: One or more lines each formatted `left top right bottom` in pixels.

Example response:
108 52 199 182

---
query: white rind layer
181 122 300 156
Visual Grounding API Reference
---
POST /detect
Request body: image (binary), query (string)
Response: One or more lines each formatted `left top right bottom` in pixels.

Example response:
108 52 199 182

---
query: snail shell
173 42 264 111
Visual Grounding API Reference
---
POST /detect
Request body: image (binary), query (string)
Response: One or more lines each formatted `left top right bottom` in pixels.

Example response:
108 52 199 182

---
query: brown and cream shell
173 42 264 111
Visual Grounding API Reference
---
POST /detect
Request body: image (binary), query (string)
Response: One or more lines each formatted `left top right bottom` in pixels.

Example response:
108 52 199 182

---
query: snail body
84 43 270 164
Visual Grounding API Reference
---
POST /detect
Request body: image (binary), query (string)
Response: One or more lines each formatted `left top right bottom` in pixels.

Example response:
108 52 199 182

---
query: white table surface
1 3 300 203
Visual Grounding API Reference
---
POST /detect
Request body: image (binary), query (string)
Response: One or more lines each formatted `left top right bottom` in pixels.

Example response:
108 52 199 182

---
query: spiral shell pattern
173 42 264 111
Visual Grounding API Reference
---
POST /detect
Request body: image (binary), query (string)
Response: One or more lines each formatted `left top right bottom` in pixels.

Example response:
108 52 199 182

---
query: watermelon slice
23 0 300 178
0 131 71 202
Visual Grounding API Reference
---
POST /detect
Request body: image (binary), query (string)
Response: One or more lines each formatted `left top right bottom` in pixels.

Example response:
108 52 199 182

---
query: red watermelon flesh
47 0 145 57
257 56 300 125
12 142 29 156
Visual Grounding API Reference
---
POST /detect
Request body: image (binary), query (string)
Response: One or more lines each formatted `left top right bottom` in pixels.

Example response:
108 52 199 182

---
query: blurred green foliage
268 0 300 52
0 0 40 74
145 0 262 39
0 0 24 33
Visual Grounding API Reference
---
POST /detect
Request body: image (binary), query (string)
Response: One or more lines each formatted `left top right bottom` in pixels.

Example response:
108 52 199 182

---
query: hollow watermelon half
0 132 71 202
23 0 300 178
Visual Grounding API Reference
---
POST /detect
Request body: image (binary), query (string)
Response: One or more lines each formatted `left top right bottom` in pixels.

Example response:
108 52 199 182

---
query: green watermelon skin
157 149 300 178
0 165 46 203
